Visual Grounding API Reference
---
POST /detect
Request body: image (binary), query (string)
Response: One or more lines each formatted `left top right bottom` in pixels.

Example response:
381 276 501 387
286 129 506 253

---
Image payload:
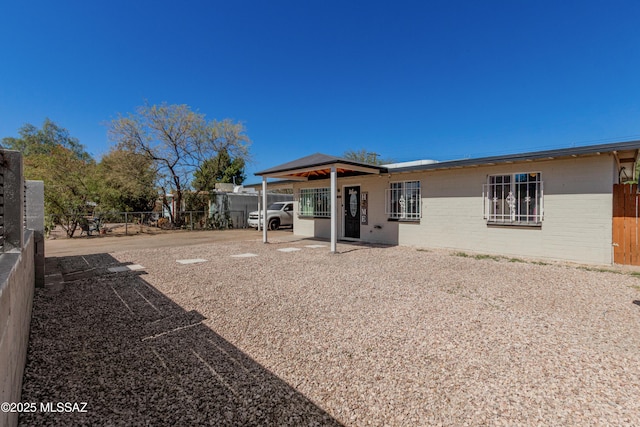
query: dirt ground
45 228 297 257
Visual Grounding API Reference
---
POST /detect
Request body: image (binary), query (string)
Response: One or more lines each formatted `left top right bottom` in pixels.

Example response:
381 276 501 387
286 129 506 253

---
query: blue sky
1 1 640 180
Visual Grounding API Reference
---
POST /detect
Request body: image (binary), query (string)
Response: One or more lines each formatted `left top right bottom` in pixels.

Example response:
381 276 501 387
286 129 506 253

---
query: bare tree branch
107 103 251 226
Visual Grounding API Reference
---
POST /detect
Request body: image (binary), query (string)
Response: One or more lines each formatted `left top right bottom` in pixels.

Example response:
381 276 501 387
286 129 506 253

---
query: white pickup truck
248 201 294 230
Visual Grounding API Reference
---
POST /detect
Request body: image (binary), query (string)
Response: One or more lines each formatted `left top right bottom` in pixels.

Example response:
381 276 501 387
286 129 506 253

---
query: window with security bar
298 187 331 218
385 181 421 221
484 173 543 225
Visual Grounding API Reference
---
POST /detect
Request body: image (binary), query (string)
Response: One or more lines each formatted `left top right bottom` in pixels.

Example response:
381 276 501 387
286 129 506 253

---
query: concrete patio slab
176 258 208 264
108 264 145 272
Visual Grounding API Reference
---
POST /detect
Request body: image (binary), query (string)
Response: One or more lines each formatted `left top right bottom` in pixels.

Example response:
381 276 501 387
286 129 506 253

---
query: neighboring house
208 185 293 229
162 185 293 228
255 141 640 265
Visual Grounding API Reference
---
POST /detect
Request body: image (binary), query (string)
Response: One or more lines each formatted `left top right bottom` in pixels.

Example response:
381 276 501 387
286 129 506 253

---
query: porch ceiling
255 153 386 180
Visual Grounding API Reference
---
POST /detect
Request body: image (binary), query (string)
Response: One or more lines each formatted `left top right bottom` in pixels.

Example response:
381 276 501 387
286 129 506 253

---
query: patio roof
254 153 384 252
254 153 386 179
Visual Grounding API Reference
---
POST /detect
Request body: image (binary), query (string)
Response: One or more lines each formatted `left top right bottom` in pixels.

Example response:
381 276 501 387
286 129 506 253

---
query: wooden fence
613 183 640 265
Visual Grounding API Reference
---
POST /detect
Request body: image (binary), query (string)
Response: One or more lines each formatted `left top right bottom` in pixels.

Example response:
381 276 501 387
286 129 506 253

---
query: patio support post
330 165 337 253
262 176 268 243
257 191 261 232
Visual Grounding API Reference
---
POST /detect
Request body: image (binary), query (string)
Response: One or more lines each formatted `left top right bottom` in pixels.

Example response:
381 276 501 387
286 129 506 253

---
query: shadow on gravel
21 254 342 426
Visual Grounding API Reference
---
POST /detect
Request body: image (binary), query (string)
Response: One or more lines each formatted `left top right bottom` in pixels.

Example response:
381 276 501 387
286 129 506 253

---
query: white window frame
297 187 331 218
483 172 544 225
385 180 421 221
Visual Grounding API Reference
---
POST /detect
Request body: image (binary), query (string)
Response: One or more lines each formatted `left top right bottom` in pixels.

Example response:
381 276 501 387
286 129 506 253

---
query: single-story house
255 141 640 265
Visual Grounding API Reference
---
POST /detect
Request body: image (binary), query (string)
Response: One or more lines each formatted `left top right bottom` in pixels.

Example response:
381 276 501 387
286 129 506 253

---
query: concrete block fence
0 149 44 427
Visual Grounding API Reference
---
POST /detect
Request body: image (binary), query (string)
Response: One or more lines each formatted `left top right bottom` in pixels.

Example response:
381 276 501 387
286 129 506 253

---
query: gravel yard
21 238 640 426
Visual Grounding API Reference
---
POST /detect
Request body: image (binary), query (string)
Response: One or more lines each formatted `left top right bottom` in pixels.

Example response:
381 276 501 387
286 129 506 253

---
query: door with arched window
344 186 360 239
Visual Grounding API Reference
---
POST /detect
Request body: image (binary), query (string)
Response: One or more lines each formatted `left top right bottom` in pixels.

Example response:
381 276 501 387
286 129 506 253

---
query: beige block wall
292 154 617 264
0 231 35 427
405 155 615 264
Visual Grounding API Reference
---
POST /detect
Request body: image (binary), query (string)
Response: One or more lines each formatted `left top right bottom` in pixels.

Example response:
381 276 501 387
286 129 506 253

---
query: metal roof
387 140 640 173
254 140 640 179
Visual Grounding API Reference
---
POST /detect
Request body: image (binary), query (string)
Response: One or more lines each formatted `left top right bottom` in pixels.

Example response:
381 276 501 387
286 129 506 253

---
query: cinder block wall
0 231 35 427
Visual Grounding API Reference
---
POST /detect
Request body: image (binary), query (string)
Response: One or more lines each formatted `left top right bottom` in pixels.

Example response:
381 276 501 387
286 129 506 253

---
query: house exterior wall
292 154 617 264
407 154 615 264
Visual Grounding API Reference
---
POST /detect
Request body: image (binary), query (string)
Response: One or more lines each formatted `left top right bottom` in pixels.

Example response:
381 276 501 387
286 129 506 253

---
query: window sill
487 221 542 228
298 215 330 219
387 218 421 223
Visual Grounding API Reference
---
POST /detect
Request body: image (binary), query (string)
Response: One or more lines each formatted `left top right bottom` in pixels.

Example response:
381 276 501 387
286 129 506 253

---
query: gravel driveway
21 238 640 426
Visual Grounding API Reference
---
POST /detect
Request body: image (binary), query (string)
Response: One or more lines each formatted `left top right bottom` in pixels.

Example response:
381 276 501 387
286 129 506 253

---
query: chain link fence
50 210 252 237
47 191 293 237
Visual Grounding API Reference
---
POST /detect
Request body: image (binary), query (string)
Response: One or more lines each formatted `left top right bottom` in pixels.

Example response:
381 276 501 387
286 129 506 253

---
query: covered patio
255 153 386 252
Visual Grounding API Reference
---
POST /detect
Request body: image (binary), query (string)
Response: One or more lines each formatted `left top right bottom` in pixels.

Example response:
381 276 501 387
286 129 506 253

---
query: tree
192 148 246 191
2 119 97 237
108 103 251 226
96 148 158 213
343 149 393 165
2 118 91 161
184 149 246 212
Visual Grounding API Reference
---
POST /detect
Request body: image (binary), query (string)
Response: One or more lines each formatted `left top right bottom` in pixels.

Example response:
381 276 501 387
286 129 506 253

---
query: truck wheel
268 218 280 230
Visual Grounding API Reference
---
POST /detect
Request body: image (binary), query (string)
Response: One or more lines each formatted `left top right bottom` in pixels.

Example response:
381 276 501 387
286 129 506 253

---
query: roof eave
255 159 387 178
388 140 640 174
